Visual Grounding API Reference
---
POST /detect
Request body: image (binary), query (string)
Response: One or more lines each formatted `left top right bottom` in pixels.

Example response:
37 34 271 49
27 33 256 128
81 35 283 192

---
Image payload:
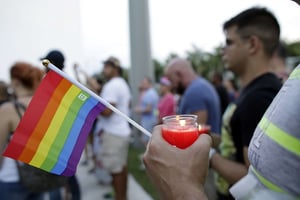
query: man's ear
247 35 261 55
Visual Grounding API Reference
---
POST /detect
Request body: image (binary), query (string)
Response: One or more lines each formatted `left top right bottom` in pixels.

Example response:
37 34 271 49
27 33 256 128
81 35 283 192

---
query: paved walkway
76 160 153 200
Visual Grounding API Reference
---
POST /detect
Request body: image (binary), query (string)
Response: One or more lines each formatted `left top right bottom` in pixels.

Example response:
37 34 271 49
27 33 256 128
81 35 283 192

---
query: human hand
143 125 211 200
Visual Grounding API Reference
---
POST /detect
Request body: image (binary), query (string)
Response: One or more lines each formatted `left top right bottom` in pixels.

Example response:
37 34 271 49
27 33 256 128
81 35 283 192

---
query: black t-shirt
230 73 282 163
215 85 230 115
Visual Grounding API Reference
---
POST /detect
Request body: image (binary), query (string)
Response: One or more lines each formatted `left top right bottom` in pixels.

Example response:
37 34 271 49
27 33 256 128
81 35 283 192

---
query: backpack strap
13 100 27 120
11 101 27 167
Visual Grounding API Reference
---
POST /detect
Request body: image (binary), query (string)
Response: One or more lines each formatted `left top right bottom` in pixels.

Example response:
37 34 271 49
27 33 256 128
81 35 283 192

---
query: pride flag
3 70 105 176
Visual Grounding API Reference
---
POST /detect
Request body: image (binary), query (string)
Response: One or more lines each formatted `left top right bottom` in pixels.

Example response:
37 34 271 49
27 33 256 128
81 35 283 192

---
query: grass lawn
127 144 160 200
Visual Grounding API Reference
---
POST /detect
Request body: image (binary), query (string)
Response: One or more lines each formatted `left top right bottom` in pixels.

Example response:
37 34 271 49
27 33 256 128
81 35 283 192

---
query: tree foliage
153 44 224 81
286 41 300 56
153 40 300 82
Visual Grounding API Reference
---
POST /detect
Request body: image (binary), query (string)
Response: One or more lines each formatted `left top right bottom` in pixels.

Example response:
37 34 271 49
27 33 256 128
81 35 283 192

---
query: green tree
185 45 223 79
153 58 164 82
286 41 300 56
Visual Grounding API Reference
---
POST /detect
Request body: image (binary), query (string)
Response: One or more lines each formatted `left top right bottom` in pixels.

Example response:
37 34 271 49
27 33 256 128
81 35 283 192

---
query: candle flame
179 119 186 127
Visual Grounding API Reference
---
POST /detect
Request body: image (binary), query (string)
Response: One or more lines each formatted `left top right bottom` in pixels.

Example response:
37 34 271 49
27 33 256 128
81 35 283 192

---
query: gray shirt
248 64 300 197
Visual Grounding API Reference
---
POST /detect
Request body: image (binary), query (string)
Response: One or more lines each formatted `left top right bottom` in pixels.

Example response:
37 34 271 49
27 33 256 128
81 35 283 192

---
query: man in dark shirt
209 7 282 200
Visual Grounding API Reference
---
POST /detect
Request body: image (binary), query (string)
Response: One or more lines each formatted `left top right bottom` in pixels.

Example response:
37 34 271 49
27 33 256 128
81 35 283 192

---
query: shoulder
166 93 175 99
189 78 215 91
252 73 282 90
243 73 281 96
103 78 119 90
149 88 159 97
144 89 158 101
0 101 18 123
111 77 129 88
0 101 15 113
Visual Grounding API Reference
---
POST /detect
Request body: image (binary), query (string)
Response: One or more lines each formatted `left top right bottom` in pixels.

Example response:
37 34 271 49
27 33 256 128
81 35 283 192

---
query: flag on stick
3 60 151 176
3 64 105 176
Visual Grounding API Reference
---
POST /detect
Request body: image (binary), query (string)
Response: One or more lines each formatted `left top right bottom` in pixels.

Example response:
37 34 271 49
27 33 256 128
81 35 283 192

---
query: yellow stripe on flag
30 85 80 167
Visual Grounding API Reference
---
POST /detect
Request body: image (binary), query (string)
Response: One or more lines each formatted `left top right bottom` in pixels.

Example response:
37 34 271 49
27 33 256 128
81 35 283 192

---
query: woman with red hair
0 62 44 199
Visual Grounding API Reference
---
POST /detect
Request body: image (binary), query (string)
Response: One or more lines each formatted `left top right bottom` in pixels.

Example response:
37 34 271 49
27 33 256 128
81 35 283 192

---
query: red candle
198 124 210 134
161 115 199 149
162 127 199 149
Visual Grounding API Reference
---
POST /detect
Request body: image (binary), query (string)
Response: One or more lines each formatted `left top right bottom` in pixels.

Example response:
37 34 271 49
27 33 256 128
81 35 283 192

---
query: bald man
165 58 221 134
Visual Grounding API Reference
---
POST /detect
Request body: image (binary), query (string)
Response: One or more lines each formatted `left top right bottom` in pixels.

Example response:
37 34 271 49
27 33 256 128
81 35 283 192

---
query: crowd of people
1 2 299 200
144 5 299 200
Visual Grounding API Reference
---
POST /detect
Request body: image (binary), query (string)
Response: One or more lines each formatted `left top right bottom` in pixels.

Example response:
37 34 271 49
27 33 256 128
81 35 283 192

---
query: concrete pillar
128 0 154 142
128 0 154 111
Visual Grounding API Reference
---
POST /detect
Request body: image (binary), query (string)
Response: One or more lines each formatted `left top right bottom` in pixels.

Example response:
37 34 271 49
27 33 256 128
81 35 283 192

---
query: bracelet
209 148 216 160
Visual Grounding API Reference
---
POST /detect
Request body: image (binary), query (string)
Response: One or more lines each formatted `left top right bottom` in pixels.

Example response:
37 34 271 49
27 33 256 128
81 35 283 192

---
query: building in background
0 0 83 81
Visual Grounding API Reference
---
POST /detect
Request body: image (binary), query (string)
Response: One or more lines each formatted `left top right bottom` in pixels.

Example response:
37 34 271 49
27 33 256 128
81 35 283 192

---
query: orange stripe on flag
18 79 72 162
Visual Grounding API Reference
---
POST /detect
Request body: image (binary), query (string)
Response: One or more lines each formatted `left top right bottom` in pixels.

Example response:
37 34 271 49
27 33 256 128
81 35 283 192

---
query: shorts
98 131 130 174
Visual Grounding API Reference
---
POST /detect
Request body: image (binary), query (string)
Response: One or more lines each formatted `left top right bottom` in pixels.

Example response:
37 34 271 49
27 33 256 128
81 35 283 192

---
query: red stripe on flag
3 71 63 160
19 77 71 162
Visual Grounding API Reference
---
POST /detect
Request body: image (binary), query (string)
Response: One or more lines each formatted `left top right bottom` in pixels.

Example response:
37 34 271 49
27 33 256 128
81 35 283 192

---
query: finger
188 133 212 152
150 125 170 147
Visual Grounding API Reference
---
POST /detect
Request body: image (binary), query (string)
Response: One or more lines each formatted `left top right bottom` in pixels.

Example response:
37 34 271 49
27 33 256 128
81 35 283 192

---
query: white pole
42 59 152 137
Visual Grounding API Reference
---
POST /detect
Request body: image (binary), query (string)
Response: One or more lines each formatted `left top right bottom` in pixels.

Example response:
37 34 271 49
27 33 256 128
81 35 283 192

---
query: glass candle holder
162 114 199 149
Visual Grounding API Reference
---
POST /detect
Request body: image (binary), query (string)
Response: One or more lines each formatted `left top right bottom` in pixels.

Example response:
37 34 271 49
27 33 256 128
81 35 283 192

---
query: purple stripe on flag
62 102 105 176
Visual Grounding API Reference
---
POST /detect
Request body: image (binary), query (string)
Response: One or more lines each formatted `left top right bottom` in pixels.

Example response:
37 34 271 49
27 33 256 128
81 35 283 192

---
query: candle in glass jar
162 115 199 149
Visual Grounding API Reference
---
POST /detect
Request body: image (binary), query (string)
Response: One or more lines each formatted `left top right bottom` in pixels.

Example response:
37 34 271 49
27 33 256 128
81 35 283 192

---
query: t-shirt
248 66 300 197
215 85 230 115
139 87 159 132
230 73 282 163
178 77 221 134
157 93 176 122
97 77 131 137
216 73 282 196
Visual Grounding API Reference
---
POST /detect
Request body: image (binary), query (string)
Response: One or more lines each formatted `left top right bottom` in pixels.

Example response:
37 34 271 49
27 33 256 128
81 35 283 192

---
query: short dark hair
223 7 280 57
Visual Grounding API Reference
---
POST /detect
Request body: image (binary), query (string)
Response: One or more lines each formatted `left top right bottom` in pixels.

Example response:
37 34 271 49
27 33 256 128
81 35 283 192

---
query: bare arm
0 104 14 167
192 110 208 125
73 63 101 93
210 133 221 148
210 147 249 184
100 103 115 117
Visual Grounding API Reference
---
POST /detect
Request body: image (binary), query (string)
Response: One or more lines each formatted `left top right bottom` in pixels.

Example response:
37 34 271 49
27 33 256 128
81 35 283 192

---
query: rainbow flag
3 70 105 176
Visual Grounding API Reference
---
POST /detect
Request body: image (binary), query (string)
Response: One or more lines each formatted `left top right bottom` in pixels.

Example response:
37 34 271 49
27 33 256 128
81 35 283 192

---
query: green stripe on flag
41 87 88 170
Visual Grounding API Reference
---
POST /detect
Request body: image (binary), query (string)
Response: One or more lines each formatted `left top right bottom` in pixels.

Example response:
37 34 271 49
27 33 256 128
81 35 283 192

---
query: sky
0 0 300 81
80 0 300 71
